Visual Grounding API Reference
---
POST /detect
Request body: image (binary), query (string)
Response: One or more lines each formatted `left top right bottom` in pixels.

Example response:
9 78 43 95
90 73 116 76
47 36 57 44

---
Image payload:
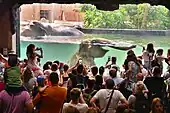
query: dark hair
111 57 117 63
146 43 155 53
127 50 134 55
26 44 35 56
99 66 105 75
53 60 60 66
167 49 170 57
156 49 163 55
49 72 59 84
87 79 95 89
43 63 50 71
124 52 140 71
51 63 58 71
91 66 98 76
63 64 69 72
77 64 84 74
153 66 161 77
69 73 77 88
109 69 117 78
105 79 115 89
8 54 18 67
95 75 103 86
72 69 77 75
70 88 81 101
46 61 53 66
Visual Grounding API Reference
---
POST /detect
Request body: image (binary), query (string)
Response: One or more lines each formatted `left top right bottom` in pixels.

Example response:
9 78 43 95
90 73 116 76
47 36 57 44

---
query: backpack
134 93 150 113
83 90 97 107
76 75 87 90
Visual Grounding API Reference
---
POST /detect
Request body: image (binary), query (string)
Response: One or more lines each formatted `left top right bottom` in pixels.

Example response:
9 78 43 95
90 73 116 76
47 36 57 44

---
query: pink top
0 82 5 92
0 90 32 113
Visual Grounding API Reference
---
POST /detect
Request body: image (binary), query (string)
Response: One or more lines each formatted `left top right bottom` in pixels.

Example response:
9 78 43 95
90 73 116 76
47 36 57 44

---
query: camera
79 59 83 64
36 47 42 51
108 56 111 61
148 53 153 57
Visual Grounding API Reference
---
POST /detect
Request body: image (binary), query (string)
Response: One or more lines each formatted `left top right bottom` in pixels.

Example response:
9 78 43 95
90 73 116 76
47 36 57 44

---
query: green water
20 34 170 71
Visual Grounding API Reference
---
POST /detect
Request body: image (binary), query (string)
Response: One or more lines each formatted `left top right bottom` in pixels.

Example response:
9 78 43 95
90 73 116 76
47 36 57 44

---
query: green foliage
80 4 96 12
80 3 170 30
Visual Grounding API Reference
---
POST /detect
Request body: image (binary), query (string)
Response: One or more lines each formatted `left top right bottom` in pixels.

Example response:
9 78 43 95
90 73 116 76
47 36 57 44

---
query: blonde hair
135 81 145 93
151 98 165 113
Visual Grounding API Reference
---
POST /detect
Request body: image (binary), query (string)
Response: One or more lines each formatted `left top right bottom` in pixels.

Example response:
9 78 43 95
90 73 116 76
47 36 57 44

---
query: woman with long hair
142 43 155 70
26 44 43 77
124 50 141 82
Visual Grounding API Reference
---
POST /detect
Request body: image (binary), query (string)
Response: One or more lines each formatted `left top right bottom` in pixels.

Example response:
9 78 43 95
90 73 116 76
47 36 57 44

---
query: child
4 54 23 92
32 76 48 112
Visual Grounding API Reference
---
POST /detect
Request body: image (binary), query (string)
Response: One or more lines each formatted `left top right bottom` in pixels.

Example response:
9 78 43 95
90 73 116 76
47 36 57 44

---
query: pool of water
20 34 170 72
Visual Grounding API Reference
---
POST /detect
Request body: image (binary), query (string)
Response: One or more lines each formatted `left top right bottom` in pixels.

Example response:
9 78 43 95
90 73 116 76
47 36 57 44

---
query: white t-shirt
94 89 126 113
62 103 88 113
112 77 124 86
142 51 154 61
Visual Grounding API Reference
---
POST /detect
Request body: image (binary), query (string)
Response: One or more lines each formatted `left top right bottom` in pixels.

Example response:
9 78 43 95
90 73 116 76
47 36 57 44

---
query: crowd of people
0 43 170 113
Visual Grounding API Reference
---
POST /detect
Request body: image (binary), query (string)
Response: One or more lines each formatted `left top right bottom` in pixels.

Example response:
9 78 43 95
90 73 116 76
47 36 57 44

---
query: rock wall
79 28 170 36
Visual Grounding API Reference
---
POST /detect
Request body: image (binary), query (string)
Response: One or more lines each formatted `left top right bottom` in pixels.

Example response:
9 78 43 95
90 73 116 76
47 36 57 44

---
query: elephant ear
89 45 109 58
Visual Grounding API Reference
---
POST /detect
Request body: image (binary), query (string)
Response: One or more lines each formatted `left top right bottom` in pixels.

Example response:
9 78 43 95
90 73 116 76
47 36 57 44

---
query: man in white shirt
90 79 128 113
62 88 88 113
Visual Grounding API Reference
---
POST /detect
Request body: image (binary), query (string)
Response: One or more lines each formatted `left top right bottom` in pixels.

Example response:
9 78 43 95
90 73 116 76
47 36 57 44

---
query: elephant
20 21 84 37
68 38 136 67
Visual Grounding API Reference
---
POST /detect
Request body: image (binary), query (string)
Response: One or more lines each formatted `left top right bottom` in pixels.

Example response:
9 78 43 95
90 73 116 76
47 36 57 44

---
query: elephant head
68 38 136 67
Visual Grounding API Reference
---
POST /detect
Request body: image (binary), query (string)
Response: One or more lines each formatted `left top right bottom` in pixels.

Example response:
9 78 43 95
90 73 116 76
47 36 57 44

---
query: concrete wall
20 3 84 22
0 10 12 54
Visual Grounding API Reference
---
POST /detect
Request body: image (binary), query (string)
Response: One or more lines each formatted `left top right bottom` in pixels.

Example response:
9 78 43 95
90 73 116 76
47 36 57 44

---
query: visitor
0 74 33 113
94 73 103 91
144 66 166 103
32 75 47 113
83 78 97 106
90 66 98 79
142 43 155 70
137 58 148 77
62 88 88 113
0 53 8 69
26 44 43 77
33 72 67 113
3 54 23 92
167 49 170 69
99 66 105 77
128 81 150 113
62 64 70 87
154 49 170 74
150 98 166 113
124 50 141 82
90 79 128 113
105 56 120 72
109 68 124 88
132 73 148 93
76 64 88 90
118 70 134 99
22 67 36 93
